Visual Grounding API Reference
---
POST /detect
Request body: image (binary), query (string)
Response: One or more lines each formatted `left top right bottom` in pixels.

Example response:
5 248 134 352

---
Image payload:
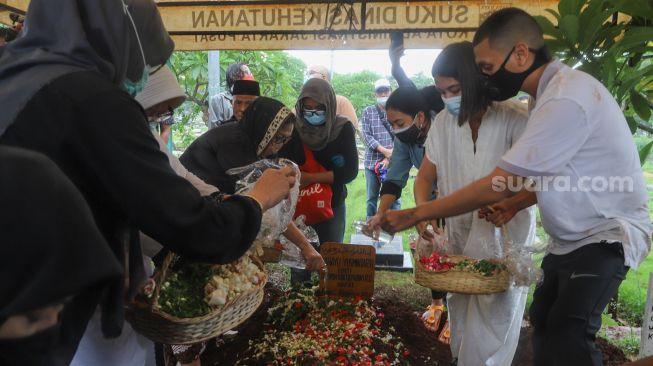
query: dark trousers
291 203 346 285
431 290 447 301
530 242 628 366
364 168 399 218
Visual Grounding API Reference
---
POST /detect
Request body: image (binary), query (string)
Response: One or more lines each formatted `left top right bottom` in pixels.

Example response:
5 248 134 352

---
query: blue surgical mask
442 95 461 116
303 108 326 125
121 0 150 97
123 66 150 97
304 113 326 125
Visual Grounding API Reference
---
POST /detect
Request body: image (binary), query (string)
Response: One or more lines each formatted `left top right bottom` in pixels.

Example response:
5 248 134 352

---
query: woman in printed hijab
0 1 295 364
280 78 359 286
181 96 326 271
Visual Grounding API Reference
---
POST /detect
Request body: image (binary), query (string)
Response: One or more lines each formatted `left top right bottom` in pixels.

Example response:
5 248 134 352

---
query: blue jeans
291 203 346 286
364 168 400 218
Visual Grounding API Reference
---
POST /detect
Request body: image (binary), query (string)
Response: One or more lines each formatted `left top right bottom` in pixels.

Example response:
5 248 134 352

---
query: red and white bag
294 144 334 225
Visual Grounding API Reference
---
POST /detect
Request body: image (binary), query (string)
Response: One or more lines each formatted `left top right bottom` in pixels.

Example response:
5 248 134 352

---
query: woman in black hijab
181 97 297 193
0 146 122 366
178 97 325 366
0 1 295 364
181 97 325 270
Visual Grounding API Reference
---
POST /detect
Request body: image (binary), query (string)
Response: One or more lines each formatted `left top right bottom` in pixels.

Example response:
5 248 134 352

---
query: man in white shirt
382 7 651 366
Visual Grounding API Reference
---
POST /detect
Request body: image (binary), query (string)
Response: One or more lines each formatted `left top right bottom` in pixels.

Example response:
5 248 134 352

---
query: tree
534 0 653 162
168 50 306 150
332 70 383 118
220 51 306 108
410 72 435 89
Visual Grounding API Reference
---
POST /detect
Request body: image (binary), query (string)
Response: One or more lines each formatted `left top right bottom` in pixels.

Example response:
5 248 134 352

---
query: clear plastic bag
279 215 320 269
501 230 544 287
227 158 300 248
411 226 449 259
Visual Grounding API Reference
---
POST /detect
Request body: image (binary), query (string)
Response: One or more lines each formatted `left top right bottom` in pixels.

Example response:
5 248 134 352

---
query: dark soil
197 284 629 366
200 284 282 366
372 297 452 366
512 322 629 366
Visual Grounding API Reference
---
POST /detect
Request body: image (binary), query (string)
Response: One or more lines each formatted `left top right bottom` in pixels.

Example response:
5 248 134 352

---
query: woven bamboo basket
259 246 282 263
414 255 510 294
126 253 266 345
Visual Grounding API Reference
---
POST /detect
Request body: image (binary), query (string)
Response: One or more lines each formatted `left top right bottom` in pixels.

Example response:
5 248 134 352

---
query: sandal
438 319 450 344
421 304 445 332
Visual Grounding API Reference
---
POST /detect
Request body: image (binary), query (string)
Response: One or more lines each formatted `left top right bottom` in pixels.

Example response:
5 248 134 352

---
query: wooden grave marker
319 242 375 299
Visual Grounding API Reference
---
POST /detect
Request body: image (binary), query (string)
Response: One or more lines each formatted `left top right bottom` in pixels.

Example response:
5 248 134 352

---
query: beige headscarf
295 78 351 151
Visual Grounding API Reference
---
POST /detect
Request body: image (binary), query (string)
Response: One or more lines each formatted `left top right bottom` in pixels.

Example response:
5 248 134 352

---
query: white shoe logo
570 272 599 279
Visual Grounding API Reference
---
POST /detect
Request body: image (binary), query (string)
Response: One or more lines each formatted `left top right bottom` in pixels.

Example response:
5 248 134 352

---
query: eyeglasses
148 109 174 124
303 108 326 117
271 134 292 146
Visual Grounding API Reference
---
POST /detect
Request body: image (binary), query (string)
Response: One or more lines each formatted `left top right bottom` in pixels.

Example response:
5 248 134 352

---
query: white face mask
376 96 389 107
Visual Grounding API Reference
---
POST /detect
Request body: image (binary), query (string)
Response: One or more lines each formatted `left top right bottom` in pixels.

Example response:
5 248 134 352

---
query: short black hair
432 41 491 126
226 62 247 90
473 7 544 52
386 87 429 121
419 85 444 117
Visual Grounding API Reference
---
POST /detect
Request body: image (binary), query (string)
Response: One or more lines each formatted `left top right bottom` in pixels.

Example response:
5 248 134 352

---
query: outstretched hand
302 245 326 272
381 207 419 234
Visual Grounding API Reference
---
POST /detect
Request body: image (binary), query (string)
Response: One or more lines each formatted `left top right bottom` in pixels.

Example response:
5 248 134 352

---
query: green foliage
410 72 435 89
168 51 209 150
168 50 306 150
332 71 435 119
158 262 213 318
534 0 653 162
219 51 306 108
332 70 383 118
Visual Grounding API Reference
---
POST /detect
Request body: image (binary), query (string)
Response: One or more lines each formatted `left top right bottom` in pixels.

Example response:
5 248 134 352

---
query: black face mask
0 323 60 366
484 45 550 101
394 123 425 145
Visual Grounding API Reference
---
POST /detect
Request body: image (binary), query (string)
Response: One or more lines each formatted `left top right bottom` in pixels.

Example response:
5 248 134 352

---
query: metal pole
208 50 221 97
